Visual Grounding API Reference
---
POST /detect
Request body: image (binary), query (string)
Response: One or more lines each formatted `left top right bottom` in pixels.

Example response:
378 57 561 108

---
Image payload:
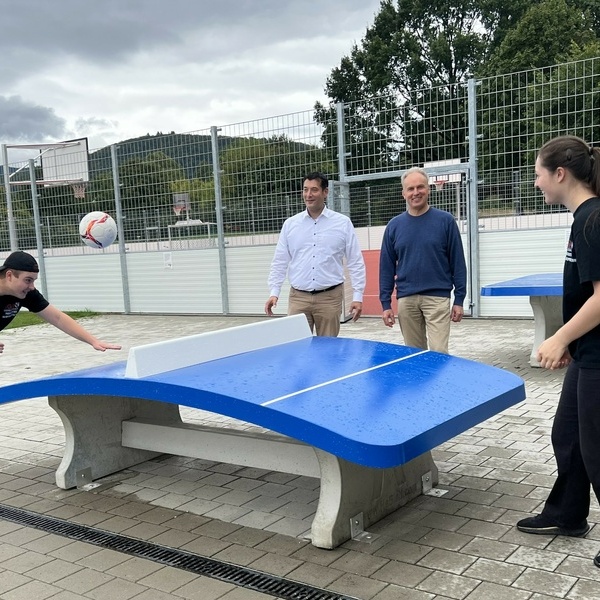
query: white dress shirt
268 206 366 302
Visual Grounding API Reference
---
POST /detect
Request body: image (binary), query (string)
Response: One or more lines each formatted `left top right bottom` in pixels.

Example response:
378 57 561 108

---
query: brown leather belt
293 283 342 295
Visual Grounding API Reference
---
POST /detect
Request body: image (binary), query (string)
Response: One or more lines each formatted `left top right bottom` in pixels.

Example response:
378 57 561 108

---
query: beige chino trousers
397 295 451 353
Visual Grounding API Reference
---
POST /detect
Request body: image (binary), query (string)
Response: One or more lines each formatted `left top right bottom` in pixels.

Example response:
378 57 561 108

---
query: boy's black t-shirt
0 289 49 332
564 197 600 367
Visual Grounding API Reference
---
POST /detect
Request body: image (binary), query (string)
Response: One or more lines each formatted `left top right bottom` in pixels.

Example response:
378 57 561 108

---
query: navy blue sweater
379 207 467 310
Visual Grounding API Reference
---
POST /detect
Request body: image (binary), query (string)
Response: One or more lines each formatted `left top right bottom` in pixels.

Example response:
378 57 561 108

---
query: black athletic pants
542 362 600 527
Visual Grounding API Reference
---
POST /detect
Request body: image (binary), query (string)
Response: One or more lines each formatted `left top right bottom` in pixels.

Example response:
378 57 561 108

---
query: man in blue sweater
379 167 467 353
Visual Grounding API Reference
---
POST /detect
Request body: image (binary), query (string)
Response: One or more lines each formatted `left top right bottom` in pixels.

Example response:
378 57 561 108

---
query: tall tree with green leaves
477 0 538 49
314 0 536 174
477 0 599 180
525 41 600 156
480 0 596 75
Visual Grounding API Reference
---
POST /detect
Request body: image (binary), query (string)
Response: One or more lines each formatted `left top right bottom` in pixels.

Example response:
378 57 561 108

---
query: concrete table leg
48 395 182 489
310 449 438 549
529 295 563 367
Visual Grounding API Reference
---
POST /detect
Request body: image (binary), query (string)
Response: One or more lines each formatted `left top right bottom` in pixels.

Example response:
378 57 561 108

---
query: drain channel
0 504 358 600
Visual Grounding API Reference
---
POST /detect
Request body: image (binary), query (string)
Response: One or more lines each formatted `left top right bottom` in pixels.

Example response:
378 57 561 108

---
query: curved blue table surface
481 273 562 297
0 337 525 469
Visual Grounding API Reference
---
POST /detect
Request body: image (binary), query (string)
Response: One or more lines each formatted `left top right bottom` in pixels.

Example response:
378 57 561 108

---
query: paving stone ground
0 314 599 599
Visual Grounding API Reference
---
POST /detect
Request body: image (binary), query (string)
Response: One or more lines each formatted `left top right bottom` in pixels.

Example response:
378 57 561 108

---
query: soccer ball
79 211 118 249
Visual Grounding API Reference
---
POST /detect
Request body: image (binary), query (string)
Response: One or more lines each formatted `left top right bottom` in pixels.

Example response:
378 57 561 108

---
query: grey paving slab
0 314 600 599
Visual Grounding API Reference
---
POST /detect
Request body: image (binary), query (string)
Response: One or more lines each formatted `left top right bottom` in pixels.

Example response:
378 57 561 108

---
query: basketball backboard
41 137 89 185
172 192 190 217
423 159 462 185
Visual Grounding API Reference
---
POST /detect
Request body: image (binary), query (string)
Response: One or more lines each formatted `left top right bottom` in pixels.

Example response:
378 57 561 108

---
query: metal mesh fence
1 56 599 255
336 84 469 178
214 110 337 246
476 58 600 230
112 131 216 253
344 182 467 232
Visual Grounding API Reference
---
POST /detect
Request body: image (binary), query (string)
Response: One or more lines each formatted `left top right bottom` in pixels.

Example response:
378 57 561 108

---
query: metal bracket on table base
350 512 379 544
76 467 101 491
422 471 448 497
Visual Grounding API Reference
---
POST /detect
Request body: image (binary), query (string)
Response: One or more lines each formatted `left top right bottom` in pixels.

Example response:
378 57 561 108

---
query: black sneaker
517 514 590 537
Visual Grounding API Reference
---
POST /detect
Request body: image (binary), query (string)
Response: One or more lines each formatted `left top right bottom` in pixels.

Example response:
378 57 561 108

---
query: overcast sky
1 0 380 155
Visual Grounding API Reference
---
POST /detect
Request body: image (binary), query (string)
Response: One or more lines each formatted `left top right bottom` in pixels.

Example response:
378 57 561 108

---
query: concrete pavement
0 314 598 599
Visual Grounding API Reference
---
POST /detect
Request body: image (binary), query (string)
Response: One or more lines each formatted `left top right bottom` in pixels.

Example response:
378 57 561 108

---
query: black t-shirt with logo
0 289 49 332
564 197 600 367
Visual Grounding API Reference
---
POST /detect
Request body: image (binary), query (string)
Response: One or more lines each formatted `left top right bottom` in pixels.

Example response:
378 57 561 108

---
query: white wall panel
43 254 125 312
355 225 386 251
225 246 290 315
127 249 223 314
36 226 571 320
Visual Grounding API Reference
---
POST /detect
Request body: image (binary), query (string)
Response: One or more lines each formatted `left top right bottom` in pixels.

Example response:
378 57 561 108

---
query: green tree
314 0 536 175
83 171 118 211
572 0 600 36
525 42 600 160
477 0 599 183
478 0 538 49
480 0 596 75
314 0 600 192
509 47 600 215
330 0 489 98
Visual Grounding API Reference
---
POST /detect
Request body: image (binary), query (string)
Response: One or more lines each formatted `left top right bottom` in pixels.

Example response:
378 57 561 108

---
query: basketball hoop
71 181 88 199
173 192 190 218
432 180 446 192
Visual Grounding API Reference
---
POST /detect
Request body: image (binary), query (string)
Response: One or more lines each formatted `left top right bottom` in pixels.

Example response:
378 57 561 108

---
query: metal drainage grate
0 504 358 600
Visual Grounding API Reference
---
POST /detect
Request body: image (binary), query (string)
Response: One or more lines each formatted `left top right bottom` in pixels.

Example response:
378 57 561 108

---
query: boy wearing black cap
0 251 120 353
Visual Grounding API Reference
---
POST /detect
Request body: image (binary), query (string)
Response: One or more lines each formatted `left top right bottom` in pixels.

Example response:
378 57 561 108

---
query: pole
110 144 131 313
211 125 229 314
46 216 52 248
455 182 461 223
2 144 18 249
28 159 48 297
467 78 480 318
156 208 161 251
366 186 372 250
335 103 348 183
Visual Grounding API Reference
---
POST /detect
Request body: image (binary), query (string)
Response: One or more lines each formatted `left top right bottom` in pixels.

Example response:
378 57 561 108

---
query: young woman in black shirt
517 135 600 568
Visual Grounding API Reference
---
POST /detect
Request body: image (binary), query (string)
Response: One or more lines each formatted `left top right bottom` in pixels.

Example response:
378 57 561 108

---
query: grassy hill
88 132 238 179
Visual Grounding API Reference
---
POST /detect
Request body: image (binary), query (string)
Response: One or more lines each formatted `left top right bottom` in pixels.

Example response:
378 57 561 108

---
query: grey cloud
74 116 117 131
72 117 121 150
0 1 373 75
0 96 67 142
0 0 379 147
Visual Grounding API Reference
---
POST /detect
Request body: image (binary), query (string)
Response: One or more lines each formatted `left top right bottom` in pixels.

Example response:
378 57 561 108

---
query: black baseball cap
0 251 39 273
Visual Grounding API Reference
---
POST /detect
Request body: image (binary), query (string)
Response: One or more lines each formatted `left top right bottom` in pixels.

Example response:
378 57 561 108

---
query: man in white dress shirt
264 172 366 336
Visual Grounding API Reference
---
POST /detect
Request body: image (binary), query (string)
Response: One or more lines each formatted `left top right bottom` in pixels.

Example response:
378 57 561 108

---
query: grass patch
6 310 100 330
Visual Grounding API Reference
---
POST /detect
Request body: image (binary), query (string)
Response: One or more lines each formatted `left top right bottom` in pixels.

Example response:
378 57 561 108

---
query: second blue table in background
481 273 562 367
